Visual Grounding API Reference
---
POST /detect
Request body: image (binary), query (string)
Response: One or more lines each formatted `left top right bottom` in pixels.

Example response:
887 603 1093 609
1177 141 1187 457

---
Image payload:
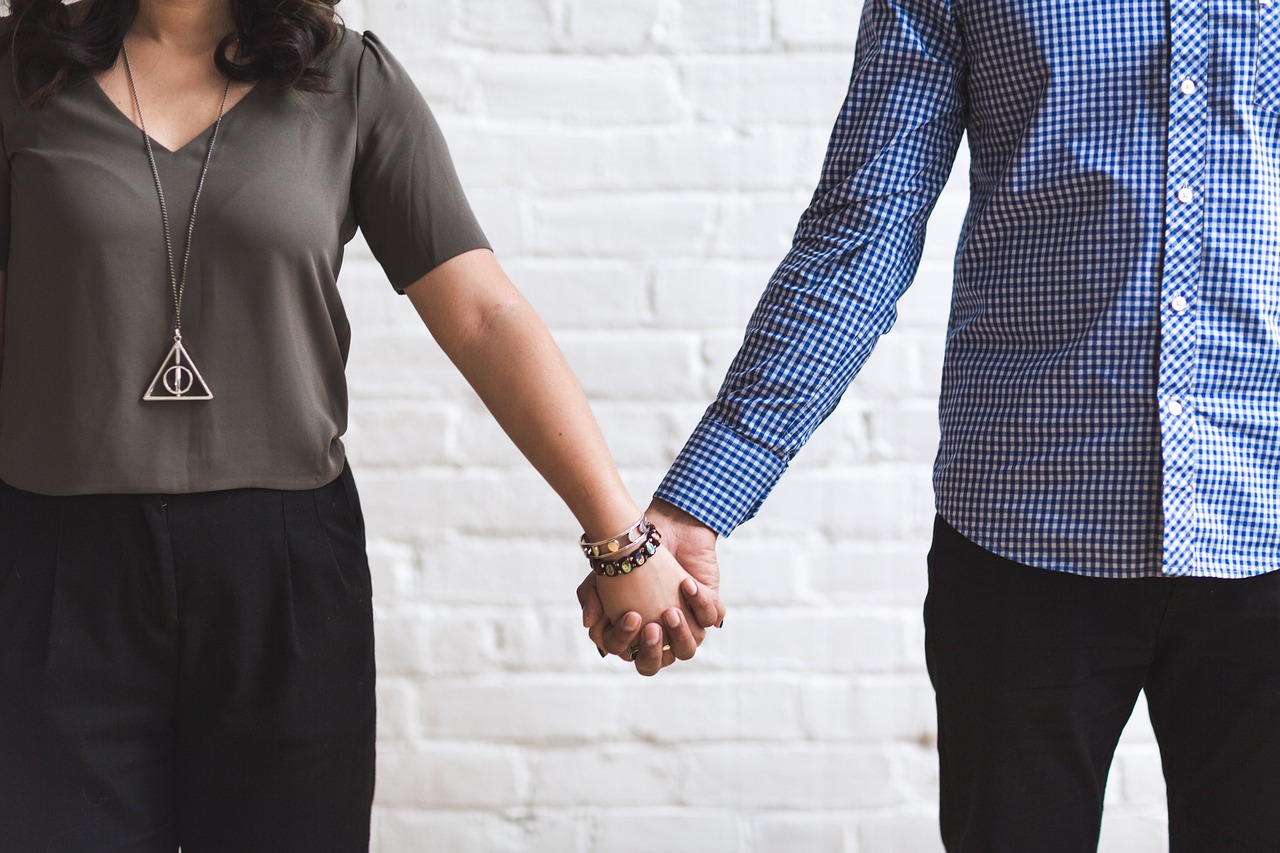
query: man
581 0 1280 849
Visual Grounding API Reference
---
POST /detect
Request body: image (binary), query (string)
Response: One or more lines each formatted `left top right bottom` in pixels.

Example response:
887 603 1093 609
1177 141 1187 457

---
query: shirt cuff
654 414 789 537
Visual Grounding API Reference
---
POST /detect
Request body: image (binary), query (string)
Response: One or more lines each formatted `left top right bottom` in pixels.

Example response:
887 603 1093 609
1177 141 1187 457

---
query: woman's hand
586 548 702 676
579 499 725 675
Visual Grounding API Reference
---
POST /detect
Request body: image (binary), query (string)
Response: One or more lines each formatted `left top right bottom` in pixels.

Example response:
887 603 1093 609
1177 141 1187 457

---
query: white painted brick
683 57 854 126
360 469 576 541
565 0 663 51
684 744 901 809
753 814 854 852
478 58 686 125
557 334 703 401
410 536 584 606
504 260 649 329
420 680 621 743
527 746 685 807
666 0 771 52
712 191 811 260
775 0 865 49
716 537 808 606
799 540 932 606
530 193 717 257
857 812 945 853
375 810 584 853
346 404 454 468
590 811 744 853
457 0 558 51
615 677 805 742
377 742 524 808
799 676 936 742
375 677 420 742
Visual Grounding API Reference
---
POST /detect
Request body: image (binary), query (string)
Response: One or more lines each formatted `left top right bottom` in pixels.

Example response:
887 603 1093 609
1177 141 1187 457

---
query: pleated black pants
926 516 1280 852
0 463 376 852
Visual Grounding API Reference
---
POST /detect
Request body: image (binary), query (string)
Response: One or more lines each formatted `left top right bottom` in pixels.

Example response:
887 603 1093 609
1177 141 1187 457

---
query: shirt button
1168 400 1185 416
1179 79 1197 95
1171 295 1188 312
1177 186 1195 204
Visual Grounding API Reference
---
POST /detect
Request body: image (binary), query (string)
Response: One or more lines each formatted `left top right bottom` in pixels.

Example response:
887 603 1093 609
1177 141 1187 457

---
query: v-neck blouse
0 29 490 495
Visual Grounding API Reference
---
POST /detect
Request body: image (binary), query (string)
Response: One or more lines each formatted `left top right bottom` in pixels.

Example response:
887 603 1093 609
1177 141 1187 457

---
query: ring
625 644 673 661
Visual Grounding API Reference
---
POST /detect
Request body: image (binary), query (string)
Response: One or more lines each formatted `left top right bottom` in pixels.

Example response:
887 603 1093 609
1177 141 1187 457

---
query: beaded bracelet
579 515 648 560
590 524 663 577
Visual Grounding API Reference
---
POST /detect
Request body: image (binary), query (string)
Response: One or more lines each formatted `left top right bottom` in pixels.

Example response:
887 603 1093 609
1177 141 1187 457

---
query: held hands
577 499 725 677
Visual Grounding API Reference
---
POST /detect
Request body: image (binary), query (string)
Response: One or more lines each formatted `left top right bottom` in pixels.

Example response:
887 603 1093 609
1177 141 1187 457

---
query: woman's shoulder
325 28 404 83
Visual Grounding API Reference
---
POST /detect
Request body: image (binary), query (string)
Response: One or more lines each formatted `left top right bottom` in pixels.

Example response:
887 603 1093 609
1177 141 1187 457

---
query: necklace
122 42 231 402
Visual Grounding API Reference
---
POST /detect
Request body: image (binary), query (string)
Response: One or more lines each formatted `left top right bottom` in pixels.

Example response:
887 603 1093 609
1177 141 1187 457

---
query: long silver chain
121 42 231 337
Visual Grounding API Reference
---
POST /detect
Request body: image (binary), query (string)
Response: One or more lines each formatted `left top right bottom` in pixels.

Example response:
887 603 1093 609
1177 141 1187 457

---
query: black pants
0 464 376 852
926 516 1280 852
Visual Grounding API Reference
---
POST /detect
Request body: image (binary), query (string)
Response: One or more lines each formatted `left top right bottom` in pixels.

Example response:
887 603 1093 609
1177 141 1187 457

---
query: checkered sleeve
656 0 967 535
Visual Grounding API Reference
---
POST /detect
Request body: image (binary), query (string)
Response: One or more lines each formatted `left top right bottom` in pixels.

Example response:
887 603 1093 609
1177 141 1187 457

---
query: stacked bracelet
580 516 649 559
590 523 663 577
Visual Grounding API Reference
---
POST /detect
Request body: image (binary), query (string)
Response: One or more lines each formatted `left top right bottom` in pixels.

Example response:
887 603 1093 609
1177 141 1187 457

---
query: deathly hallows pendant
143 336 213 401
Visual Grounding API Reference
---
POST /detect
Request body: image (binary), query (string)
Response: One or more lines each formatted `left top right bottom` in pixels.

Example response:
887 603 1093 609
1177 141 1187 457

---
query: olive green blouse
0 29 490 495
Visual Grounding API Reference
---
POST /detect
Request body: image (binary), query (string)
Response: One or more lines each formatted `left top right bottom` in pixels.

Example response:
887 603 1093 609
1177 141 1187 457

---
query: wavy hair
7 0 344 106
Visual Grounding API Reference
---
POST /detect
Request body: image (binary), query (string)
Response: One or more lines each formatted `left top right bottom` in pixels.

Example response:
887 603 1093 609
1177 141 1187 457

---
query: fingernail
665 610 680 629
597 646 607 658
718 617 725 628
682 578 698 595
582 612 590 628
623 612 641 631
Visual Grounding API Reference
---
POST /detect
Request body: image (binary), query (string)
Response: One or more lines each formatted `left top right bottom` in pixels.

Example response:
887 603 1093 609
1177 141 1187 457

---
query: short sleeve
351 32 489 293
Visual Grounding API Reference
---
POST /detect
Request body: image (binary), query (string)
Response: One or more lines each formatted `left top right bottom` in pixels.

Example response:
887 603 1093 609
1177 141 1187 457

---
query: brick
346 403 455 468
754 814 854 852
527 745 685 807
615 676 805 742
376 742 524 808
503 260 649 329
858 811 946 853
712 191 811 260
684 56 854 126
799 676 936 742
375 810 585 853
557 334 703 401
590 811 744 853
682 744 901 809
420 680 621 743
666 0 770 52
565 0 663 51
776 0 865 48
457 0 558 51
477 58 686 125
530 193 716 257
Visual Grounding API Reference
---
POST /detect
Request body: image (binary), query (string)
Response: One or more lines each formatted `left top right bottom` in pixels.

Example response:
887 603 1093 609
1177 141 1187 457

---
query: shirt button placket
1158 0 1209 575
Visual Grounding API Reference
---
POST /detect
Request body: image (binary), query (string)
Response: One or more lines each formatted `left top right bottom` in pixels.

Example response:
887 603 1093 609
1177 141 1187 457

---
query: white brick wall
337 1 1171 850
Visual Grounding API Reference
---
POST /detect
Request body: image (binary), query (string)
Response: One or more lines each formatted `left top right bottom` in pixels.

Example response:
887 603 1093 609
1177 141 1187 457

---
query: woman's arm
403 249 710 671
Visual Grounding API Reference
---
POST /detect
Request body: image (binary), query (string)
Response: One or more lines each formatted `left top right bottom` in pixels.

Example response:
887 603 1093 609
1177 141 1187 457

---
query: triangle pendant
143 338 213 401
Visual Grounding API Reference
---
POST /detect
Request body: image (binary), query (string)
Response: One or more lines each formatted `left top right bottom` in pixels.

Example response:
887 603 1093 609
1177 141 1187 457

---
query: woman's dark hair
7 0 344 106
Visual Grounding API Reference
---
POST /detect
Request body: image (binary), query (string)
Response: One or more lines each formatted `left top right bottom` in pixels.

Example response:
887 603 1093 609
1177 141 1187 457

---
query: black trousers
0 464 376 852
926 516 1280 852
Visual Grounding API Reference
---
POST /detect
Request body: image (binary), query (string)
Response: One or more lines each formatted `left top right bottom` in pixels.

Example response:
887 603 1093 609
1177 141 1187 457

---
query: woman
0 0 721 849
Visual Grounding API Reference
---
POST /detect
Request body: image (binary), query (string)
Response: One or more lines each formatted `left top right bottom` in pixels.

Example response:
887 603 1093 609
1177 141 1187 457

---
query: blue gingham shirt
656 0 1280 578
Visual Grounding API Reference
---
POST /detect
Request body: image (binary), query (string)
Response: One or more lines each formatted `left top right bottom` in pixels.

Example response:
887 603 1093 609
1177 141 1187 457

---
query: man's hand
577 498 725 675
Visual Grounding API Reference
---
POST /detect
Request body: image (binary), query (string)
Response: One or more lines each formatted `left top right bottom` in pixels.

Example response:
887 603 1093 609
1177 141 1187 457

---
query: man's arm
656 0 969 535
585 0 969 666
